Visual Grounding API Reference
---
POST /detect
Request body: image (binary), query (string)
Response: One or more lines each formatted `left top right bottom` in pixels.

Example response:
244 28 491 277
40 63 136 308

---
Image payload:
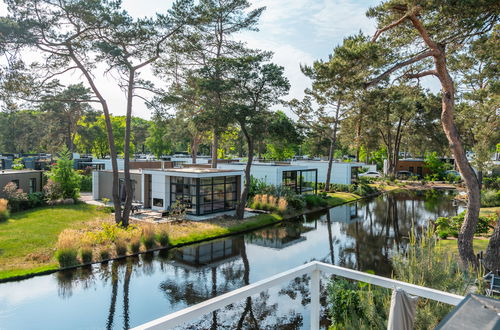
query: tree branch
371 13 410 42
405 70 438 79
366 50 437 87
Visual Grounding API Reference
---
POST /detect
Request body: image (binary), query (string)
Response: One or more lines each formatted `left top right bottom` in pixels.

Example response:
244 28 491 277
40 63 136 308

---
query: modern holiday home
92 167 244 216
217 162 318 195
0 169 43 197
291 160 370 185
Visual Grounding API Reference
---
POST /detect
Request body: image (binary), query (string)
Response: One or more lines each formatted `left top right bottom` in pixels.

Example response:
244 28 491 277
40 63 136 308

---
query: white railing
133 261 464 330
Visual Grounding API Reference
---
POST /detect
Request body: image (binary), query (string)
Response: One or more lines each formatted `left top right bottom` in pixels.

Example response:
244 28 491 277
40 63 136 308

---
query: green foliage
2 182 29 212
42 179 63 202
157 229 170 247
55 248 78 268
79 174 92 192
424 152 450 180
391 229 483 329
99 248 111 261
27 192 46 208
328 279 364 328
483 175 500 190
263 143 295 161
481 189 500 207
355 183 378 197
46 148 81 200
303 194 327 208
11 158 24 170
248 176 271 200
80 247 93 264
435 211 493 238
327 228 485 329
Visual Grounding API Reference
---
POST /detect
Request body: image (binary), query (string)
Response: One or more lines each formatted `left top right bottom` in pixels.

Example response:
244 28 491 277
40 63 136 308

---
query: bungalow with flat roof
92 167 244 216
218 162 318 194
291 160 369 185
0 169 43 197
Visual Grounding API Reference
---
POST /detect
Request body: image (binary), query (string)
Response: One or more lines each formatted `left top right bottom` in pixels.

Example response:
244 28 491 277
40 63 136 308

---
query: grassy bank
0 192 362 282
437 238 490 254
0 204 109 280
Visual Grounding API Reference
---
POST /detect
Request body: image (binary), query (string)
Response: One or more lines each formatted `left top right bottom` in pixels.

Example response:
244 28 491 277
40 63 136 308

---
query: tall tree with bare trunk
366 0 499 267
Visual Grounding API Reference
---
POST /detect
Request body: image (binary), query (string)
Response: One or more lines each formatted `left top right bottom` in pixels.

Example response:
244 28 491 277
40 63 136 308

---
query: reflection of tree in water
55 257 137 329
169 238 306 329
56 266 96 299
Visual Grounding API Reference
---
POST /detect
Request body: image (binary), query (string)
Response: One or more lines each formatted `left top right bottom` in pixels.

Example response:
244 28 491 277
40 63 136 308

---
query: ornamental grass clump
277 197 288 214
157 227 170 247
55 230 80 268
142 225 156 250
130 235 141 254
115 239 128 256
99 246 111 261
0 198 9 222
80 246 93 264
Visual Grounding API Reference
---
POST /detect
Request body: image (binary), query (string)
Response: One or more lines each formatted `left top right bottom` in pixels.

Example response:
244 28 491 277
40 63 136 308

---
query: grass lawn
480 206 500 217
169 213 283 246
326 192 361 206
0 204 109 280
0 192 363 281
437 238 490 254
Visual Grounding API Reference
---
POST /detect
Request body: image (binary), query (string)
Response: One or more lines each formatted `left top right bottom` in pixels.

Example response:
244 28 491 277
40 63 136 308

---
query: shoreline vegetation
0 191 363 283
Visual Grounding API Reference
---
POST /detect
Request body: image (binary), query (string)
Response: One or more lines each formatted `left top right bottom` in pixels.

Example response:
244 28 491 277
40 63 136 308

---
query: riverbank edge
0 191 372 283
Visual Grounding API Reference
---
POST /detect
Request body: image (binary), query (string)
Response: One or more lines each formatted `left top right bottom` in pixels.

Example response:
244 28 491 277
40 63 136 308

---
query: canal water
0 190 463 329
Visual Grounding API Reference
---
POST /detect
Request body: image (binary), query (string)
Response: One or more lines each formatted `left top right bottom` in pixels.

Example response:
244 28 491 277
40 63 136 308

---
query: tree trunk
121 69 135 227
483 214 500 272
191 133 199 164
211 130 218 168
236 124 253 219
325 138 335 192
434 47 481 268
69 47 122 224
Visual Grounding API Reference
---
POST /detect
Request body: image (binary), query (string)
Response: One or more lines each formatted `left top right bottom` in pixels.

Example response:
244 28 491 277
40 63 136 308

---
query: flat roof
0 169 42 174
162 168 241 174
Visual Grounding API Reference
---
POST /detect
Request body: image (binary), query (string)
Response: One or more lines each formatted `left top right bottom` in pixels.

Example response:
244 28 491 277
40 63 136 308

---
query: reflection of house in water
246 224 314 250
171 237 244 270
329 204 362 224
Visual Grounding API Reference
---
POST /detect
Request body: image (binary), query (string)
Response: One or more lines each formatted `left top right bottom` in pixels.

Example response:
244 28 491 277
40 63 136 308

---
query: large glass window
170 176 239 215
282 169 317 195
29 178 36 194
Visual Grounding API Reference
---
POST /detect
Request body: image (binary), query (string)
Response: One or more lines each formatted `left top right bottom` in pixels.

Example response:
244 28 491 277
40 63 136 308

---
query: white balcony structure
133 261 464 330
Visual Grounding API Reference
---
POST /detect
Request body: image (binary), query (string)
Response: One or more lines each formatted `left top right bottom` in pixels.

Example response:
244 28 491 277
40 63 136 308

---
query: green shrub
55 249 79 267
45 148 81 200
355 183 378 197
81 247 93 264
483 175 500 190
80 174 92 192
481 189 500 207
28 192 46 208
304 194 327 208
438 230 449 239
435 212 493 235
328 279 364 327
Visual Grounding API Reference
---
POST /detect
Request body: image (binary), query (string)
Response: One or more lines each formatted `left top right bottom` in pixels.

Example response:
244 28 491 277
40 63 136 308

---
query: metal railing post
310 265 320 330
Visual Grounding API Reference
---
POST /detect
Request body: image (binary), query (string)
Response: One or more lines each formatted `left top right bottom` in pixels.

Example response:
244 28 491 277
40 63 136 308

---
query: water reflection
1 190 462 330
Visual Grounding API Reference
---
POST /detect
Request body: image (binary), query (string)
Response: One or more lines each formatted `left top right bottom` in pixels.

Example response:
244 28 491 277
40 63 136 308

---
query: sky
0 0 383 119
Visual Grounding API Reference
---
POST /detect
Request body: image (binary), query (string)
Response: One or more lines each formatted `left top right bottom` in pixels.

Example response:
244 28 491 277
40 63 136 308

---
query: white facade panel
92 171 99 199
